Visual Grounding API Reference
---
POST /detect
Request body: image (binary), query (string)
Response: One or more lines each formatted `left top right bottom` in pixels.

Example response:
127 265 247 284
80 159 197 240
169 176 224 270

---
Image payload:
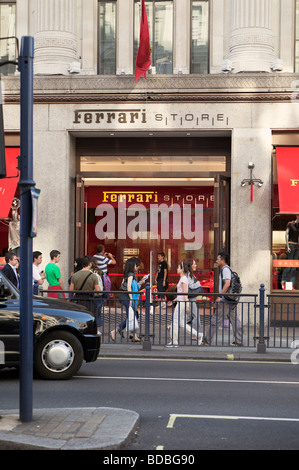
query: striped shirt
93 253 111 274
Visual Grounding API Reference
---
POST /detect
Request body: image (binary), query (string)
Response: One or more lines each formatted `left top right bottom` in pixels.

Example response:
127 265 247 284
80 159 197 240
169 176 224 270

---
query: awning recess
0 148 19 219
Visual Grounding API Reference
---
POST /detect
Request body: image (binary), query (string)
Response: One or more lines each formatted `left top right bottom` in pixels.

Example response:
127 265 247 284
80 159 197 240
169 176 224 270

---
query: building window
134 0 173 75
296 0 299 72
272 146 299 291
191 0 209 74
0 1 16 76
98 0 116 75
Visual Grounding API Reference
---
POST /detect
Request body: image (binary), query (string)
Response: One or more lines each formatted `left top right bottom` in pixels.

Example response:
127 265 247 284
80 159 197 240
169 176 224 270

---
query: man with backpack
203 251 243 347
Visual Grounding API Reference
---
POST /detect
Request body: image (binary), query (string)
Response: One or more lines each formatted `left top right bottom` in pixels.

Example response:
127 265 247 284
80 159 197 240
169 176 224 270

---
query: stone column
34 0 79 75
228 0 276 73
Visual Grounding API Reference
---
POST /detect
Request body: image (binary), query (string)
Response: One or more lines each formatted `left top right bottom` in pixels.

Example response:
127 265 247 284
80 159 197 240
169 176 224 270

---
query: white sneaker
167 342 179 348
197 334 203 346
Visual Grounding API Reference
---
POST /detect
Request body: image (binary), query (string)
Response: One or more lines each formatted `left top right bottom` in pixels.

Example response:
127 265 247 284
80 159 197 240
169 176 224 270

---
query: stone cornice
2 73 297 104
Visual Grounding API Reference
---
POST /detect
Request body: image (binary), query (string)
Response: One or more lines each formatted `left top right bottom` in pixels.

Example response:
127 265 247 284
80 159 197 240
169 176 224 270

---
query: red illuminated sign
0 148 19 219
276 147 299 214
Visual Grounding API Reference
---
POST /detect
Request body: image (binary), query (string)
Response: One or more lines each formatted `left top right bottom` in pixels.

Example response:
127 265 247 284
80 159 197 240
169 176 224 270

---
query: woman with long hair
110 257 141 342
167 261 203 347
185 258 203 340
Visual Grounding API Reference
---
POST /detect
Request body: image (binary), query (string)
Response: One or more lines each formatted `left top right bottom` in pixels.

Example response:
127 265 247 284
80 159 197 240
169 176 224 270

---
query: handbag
126 306 139 331
188 285 204 298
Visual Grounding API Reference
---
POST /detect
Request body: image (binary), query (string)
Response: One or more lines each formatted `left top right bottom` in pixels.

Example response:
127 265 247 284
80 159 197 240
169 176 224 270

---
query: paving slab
0 407 139 450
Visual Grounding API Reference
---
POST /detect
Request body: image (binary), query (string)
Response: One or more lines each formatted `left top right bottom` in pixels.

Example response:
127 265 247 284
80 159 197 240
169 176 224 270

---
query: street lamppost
0 35 37 422
17 36 36 423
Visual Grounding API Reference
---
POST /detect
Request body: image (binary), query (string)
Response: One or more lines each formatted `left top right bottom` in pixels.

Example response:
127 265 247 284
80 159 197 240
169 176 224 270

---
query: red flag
135 0 151 82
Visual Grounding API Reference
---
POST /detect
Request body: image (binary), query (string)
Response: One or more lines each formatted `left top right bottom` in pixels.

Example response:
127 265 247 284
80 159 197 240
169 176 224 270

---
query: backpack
221 266 242 302
103 273 111 299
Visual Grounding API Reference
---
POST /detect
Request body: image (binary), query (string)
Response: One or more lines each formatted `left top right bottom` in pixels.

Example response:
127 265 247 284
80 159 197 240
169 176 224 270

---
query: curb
0 407 139 450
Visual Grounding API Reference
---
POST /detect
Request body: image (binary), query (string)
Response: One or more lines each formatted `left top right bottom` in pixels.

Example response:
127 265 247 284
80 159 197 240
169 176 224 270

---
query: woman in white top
167 261 203 347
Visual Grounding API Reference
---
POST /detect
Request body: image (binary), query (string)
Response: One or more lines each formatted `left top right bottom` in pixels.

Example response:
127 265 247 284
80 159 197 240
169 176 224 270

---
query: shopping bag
126 306 139 331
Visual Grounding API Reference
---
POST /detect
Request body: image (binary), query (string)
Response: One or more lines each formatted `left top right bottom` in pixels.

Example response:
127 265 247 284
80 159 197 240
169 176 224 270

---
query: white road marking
98 356 291 365
75 375 299 386
166 414 299 428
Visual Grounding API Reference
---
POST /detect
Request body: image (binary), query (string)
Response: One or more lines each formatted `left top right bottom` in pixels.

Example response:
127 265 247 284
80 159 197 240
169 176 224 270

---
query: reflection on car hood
33 296 90 313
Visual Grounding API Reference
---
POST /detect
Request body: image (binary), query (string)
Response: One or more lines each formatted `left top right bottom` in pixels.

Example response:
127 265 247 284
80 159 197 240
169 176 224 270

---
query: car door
0 275 20 365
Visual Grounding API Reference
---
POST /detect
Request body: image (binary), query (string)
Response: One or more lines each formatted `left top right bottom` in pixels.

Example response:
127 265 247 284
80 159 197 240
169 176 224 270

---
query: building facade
1 0 299 298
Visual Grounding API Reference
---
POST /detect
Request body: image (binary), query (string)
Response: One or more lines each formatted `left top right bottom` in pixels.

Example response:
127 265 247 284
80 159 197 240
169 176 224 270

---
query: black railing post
33 280 38 295
257 283 267 354
143 282 151 350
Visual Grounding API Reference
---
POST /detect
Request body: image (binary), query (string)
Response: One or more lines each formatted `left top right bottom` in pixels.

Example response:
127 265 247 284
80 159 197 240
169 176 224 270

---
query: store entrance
75 134 231 291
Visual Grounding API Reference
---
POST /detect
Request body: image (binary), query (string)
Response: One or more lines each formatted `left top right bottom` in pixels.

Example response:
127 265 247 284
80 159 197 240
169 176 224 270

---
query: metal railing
36 283 299 353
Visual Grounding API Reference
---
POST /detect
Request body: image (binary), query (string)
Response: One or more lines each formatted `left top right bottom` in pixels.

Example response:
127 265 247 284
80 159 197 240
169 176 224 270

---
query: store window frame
98 0 117 75
0 0 16 76
272 136 299 292
190 0 210 74
74 135 231 286
134 0 174 75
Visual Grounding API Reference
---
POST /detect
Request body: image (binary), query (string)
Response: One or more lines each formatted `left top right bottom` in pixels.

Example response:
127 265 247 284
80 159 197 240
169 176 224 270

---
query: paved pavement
0 343 293 450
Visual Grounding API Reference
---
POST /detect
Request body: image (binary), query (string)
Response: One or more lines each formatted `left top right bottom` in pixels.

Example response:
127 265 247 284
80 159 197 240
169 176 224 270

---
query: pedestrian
70 256 102 335
281 218 299 290
45 250 65 299
110 257 141 342
167 261 202 347
68 257 84 285
185 258 203 340
32 251 46 290
1 252 20 289
203 251 243 346
93 244 116 297
155 252 168 308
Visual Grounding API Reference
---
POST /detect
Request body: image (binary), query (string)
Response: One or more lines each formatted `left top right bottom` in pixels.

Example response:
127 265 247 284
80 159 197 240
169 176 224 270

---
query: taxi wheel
34 330 84 380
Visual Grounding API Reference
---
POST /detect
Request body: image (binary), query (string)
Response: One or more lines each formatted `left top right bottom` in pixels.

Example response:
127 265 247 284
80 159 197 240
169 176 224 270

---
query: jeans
282 244 299 285
186 300 201 331
117 293 138 332
95 297 104 327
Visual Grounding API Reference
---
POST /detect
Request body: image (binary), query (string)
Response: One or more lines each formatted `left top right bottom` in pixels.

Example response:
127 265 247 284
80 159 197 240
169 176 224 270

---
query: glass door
213 175 230 292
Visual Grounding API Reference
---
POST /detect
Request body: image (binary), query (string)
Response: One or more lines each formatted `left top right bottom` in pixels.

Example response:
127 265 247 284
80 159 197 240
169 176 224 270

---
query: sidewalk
100 342 294 363
0 407 139 450
0 343 293 450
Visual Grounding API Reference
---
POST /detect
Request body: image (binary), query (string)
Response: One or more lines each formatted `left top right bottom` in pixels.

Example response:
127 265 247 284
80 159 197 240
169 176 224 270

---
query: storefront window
84 184 214 289
0 2 16 76
191 0 209 74
134 0 173 75
98 0 116 75
272 147 299 291
77 135 230 291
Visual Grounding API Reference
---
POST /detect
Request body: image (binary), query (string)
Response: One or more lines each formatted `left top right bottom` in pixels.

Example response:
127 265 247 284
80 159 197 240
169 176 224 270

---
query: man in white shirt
32 251 46 287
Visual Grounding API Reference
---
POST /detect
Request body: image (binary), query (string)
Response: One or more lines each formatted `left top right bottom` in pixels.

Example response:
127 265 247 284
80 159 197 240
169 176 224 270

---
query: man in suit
2 252 20 289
